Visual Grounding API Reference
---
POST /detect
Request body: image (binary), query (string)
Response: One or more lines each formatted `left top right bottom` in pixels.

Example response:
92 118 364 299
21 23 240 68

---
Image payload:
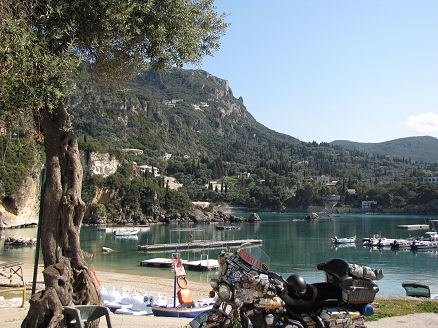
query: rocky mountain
68 67 303 164
330 136 438 163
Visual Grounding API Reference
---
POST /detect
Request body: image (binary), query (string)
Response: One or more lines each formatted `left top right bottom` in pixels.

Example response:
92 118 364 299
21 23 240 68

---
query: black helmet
286 274 307 296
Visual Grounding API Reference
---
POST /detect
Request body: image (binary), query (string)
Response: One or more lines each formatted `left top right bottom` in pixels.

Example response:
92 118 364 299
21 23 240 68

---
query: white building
362 200 377 209
163 153 172 160
135 165 159 177
317 175 330 184
422 176 438 184
238 172 251 180
164 176 183 190
329 194 341 202
192 201 210 209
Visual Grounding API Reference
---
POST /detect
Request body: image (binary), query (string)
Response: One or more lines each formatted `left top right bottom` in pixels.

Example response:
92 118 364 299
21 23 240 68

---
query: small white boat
113 229 139 236
331 236 356 244
363 237 395 247
390 239 413 249
410 240 438 250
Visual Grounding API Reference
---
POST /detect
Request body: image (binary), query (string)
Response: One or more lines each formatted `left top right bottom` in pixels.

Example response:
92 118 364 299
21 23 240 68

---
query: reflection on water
1 213 438 296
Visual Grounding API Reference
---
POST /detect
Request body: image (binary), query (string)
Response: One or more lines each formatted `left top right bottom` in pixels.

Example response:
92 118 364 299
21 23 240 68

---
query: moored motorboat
410 240 438 250
390 239 413 250
113 229 139 236
363 237 395 248
216 225 240 231
331 236 356 244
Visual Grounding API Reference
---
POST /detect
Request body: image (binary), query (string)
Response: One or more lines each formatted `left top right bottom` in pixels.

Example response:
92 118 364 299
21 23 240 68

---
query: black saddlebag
317 259 379 305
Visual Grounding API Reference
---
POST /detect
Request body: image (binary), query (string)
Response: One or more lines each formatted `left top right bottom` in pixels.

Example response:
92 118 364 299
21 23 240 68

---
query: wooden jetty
396 224 430 230
216 226 241 231
140 258 219 271
138 239 262 252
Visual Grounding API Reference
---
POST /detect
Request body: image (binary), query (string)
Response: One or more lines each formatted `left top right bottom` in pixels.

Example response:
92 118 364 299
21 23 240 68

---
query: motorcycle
190 246 383 328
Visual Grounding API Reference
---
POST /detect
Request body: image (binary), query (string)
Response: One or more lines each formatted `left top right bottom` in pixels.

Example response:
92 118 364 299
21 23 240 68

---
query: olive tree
1 0 227 326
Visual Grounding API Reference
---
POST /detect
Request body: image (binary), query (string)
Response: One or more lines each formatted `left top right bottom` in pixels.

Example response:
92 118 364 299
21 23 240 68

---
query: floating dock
396 224 430 230
138 239 262 252
140 258 219 271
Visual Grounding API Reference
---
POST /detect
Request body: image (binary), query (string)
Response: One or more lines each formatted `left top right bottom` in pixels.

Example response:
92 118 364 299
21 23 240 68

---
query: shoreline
0 255 210 327
1 207 438 231
1 256 438 327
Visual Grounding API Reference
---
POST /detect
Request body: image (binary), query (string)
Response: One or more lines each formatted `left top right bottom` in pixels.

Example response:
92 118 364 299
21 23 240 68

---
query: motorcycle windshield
237 246 271 271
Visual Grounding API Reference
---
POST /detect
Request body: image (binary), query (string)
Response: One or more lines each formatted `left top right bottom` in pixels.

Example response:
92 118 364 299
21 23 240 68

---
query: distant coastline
225 205 438 216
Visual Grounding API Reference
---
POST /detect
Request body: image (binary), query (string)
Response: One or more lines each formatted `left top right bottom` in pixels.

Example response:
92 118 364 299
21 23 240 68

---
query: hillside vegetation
2 67 438 223
63 67 438 218
331 136 438 164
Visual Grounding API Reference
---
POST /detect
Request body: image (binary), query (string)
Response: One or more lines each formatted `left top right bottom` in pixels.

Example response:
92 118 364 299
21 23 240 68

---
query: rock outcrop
305 212 319 221
80 151 120 177
0 169 40 229
248 213 261 221
5 236 37 247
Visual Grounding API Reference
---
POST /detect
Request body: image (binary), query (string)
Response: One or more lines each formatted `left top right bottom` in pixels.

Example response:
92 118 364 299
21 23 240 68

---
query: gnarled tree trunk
22 104 102 328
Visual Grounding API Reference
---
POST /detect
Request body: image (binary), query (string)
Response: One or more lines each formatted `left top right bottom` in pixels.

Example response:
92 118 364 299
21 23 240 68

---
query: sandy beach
1 256 437 328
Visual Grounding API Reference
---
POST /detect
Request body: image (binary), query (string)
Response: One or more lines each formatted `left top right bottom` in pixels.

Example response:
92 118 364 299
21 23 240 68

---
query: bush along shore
83 207 261 226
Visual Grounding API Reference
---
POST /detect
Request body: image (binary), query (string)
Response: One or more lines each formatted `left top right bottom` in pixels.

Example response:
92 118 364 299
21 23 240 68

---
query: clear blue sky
188 0 438 143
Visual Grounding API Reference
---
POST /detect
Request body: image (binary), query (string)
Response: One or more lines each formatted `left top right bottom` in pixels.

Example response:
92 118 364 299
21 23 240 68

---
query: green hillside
330 136 438 163
65 67 438 212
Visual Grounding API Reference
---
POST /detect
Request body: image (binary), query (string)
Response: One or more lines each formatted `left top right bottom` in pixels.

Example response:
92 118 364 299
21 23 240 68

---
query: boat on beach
151 304 213 318
149 251 214 318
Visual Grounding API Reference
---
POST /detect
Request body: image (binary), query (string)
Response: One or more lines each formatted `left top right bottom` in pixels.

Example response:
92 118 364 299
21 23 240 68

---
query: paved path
366 313 438 328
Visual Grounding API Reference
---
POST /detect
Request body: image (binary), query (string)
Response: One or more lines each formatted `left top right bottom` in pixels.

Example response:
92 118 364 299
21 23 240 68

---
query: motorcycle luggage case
321 308 365 328
341 278 379 304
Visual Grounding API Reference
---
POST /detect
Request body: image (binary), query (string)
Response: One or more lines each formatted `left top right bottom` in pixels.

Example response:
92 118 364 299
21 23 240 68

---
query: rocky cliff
0 167 41 229
1 150 118 229
80 151 120 177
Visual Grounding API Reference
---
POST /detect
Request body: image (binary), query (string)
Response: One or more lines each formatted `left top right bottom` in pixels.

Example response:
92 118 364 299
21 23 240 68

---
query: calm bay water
1 213 437 296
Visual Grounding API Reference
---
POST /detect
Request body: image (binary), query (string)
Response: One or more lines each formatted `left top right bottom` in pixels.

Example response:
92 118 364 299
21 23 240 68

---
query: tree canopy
1 0 228 326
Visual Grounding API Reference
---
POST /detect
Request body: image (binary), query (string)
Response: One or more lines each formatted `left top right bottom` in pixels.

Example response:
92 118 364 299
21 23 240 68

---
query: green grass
366 298 438 321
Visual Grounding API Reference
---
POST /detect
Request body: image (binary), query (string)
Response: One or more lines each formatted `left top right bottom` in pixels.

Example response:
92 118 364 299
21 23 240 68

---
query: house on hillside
362 200 377 209
317 175 330 184
192 201 210 209
164 176 183 190
347 189 356 195
238 172 251 180
122 148 143 155
422 176 438 184
163 153 172 160
326 180 338 187
329 194 341 202
206 181 223 191
135 165 159 177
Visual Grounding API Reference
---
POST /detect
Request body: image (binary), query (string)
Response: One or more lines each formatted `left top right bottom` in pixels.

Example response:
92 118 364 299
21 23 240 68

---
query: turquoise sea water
1 213 437 296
